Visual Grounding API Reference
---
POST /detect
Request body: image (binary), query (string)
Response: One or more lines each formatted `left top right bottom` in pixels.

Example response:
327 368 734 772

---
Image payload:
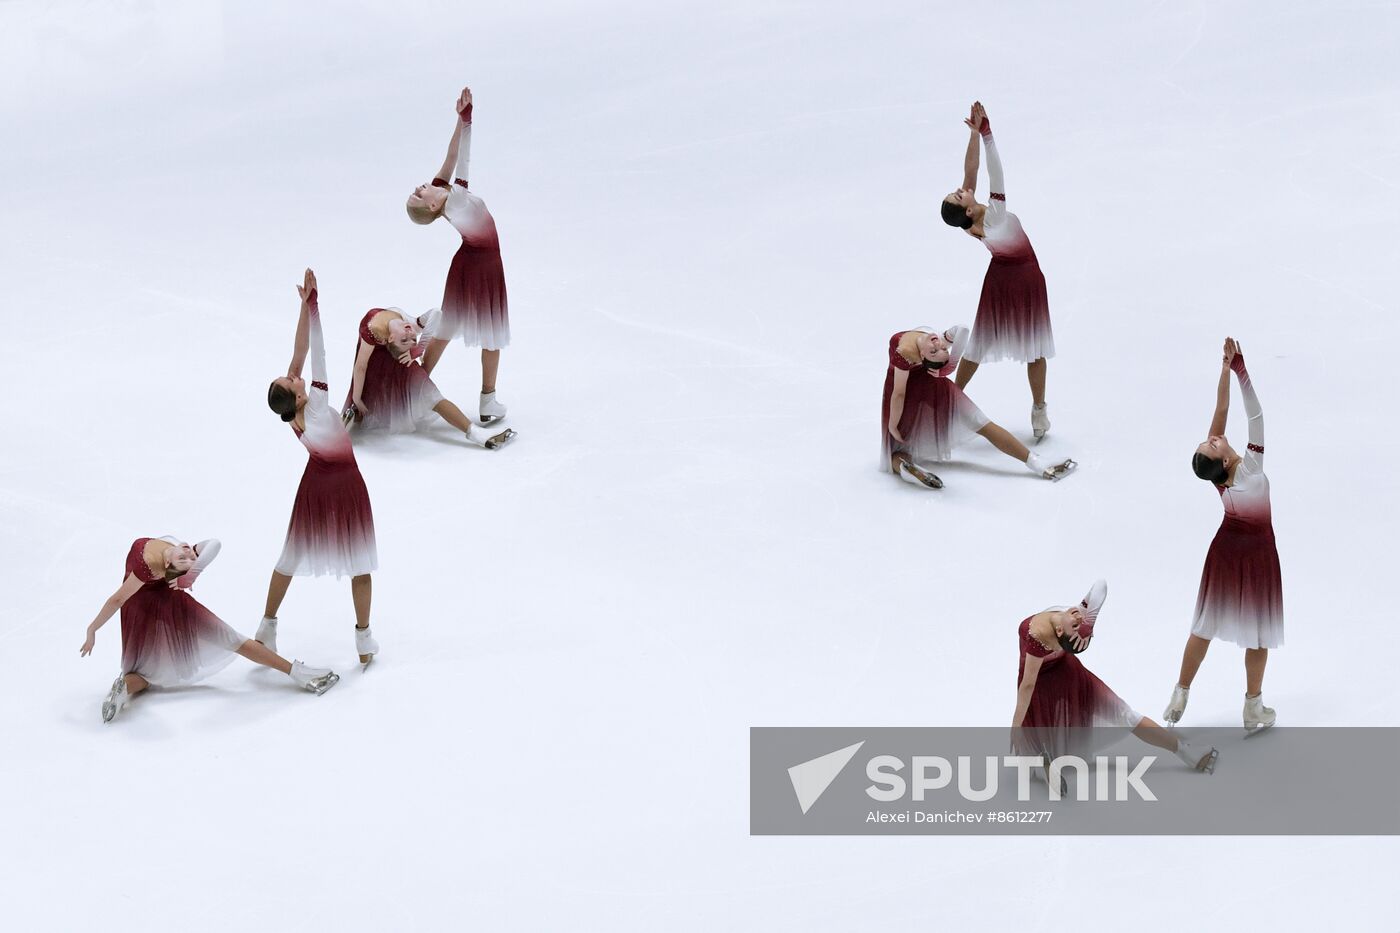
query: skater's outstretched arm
960 102 983 192
887 368 910 443
435 87 473 184
1230 344 1264 471
80 573 145 655
172 539 221 591
1012 654 1043 728
944 325 971 371
1207 338 1235 437
303 277 328 388
979 106 1007 224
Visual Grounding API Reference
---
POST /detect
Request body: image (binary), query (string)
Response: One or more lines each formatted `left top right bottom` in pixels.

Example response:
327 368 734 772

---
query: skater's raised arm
1230 345 1265 471
980 111 1007 223
960 102 984 192
435 87 473 185
303 282 328 389
1012 654 1043 728
944 325 971 370
172 539 221 591
1207 338 1234 437
80 573 145 656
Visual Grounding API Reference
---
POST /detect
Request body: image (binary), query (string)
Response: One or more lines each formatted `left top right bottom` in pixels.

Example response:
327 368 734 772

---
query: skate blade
1243 720 1276 738
1198 748 1219 774
307 672 340 696
484 428 517 451
479 414 504 425
906 465 943 489
1046 459 1078 482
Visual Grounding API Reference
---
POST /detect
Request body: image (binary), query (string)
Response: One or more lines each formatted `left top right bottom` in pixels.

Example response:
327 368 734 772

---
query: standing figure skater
883 324 1074 488
404 86 511 426
941 102 1055 440
1013 579 1218 780
344 306 513 448
1164 338 1282 734
80 536 339 722
262 270 381 667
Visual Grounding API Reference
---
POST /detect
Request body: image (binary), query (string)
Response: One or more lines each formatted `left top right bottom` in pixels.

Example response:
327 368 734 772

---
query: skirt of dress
347 345 445 434
275 458 378 578
1190 517 1284 649
880 370 989 469
963 256 1055 364
1014 653 1141 763
440 241 510 349
120 587 247 687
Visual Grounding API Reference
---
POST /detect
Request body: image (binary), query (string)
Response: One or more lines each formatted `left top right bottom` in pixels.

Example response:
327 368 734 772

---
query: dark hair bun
1191 451 1229 485
940 199 974 230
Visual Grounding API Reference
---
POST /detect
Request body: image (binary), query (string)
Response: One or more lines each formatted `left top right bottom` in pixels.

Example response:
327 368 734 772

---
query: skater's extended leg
351 574 372 630
1245 647 1268 696
421 337 450 376
954 359 979 390
264 571 293 619
433 398 475 432
1028 358 1047 407
237 639 293 675
1177 634 1211 688
978 422 1030 461
1137 716 1218 771
124 673 150 697
1132 717 1178 752
481 349 500 395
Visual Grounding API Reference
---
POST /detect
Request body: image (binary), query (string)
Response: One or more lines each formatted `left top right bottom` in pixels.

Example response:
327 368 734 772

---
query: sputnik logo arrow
787 741 865 814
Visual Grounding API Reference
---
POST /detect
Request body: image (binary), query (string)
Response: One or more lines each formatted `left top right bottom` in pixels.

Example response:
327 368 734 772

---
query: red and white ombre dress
276 293 378 578
345 308 445 434
880 325 989 469
120 537 246 687
964 123 1054 365
1191 355 1283 649
435 103 509 350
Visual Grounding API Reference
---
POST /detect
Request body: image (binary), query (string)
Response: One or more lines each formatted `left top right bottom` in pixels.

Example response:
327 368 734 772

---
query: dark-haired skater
80 536 338 722
263 269 380 666
403 86 511 426
1014 579 1218 781
941 102 1054 440
1164 338 1282 734
882 325 1074 488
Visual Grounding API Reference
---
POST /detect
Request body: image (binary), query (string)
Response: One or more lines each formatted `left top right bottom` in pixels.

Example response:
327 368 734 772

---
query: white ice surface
2 0 1397 929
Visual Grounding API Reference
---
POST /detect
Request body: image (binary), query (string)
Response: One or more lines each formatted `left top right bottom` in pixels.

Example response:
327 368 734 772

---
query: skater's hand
456 87 473 114
889 427 905 444
964 101 986 133
297 268 318 306
353 397 371 418
79 632 94 656
1221 337 1238 366
394 346 413 365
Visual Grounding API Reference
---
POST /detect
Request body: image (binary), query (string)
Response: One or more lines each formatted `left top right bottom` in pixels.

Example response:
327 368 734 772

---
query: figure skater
404 86 511 425
1013 580 1218 779
941 102 1055 440
262 270 381 666
883 325 1074 488
80 536 339 722
344 306 514 448
1164 338 1282 734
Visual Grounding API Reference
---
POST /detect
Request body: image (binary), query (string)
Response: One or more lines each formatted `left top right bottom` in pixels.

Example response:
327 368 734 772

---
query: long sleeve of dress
982 130 1007 224
307 292 328 388
453 106 473 187
174 539 221 590
1232 356 1264 471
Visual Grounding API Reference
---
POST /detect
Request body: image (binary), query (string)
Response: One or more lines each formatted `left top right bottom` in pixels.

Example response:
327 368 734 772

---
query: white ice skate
465 423 516 450
355 626 379 667
1243 693 1276 737
290 661 339 696
1026 452 1077 482
101 675 130 724
479 391 507 425
255 616 278 653
898 461 943 489
1031 402 1051 441
1175 739 1218 773
1163 684 1190 726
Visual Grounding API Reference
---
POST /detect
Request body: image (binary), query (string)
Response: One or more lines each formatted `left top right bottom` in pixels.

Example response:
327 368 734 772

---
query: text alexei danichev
866 810 1054 824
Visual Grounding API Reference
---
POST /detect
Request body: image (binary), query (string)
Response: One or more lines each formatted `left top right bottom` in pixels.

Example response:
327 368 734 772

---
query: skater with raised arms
883 324 1074 488
262 269 381 667
1013 580 1218 777
344 306 513 448
404 86 512 427
1164 338 1282 734
941 102 1055 441
80 536 339 723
